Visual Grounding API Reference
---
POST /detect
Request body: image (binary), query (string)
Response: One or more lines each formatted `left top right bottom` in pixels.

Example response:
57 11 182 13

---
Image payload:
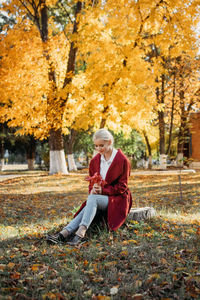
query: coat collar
94 149 124 183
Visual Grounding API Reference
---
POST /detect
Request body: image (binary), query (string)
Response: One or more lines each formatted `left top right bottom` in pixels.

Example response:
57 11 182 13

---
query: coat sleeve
101 158 130 196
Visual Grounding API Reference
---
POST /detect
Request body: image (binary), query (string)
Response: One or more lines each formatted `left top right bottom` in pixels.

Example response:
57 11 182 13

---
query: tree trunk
158 74 165 155
40 2 68 174
49 128 68 174
157 75 166 169
0 123 4 171
166 72 176 155
177 79 186 167
143 131 152 169
19 1 81 175
100 117 107 129
26 135 36 170
51 1 82 173
64 129 77 171
100 89 109 128
62 1 82 92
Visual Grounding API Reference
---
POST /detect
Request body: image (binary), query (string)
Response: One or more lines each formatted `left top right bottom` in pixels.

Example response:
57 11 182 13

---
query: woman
47 129 132 246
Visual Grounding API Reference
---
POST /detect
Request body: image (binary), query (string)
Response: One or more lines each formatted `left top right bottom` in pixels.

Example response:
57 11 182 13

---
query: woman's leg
74 194 108 239
79 194 108 229
63 208 85 234
47 194 108 245
46 209 85 244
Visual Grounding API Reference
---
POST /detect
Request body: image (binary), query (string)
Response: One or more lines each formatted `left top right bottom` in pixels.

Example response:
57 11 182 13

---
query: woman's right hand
91 183 102 194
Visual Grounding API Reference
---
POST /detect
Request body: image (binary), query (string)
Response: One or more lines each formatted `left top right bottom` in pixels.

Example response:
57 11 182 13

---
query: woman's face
94 139 112 155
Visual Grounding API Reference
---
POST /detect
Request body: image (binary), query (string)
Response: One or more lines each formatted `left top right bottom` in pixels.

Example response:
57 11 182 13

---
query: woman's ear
108 140 112 146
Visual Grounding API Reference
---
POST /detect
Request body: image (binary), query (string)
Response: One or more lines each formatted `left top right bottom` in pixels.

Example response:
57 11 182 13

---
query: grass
0 171 200 299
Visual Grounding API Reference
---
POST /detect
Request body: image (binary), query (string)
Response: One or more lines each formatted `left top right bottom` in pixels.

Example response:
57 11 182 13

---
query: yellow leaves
122 239 138 245
31 264 42 272
10 272 21 279
160 258 168 265
147 273 160 284
42 292 57 300
96 296 111 300
83 260 89 266
120 250 128 256
0 264 6 270
7 262 15 269
1 0 199 139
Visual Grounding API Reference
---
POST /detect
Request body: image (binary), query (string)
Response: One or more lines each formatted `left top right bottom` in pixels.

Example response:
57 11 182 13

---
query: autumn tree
69 0 199 163
0 0 199 173
170 55 200 164
0 0 82 174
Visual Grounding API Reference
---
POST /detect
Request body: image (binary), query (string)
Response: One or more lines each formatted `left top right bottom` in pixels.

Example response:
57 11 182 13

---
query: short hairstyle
93 128 114 145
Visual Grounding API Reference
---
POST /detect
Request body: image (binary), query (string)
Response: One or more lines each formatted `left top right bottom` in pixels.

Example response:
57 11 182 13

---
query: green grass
0 172 200 299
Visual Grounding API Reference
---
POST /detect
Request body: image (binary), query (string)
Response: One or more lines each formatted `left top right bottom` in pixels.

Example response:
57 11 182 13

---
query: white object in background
49 150 68 175
160 154 167 169
67 154 77 171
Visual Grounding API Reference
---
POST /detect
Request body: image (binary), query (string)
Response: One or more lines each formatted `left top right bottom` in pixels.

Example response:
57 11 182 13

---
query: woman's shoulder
90 153 101 164
116 149 131 166
116 149 128 160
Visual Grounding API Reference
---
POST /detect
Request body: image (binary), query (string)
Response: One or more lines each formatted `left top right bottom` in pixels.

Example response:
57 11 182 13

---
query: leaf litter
0 171 200 299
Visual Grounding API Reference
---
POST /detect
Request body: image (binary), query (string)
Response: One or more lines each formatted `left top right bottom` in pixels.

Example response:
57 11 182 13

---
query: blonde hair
93 128 114 145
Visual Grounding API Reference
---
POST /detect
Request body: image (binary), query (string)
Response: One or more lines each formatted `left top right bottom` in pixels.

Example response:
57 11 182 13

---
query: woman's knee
87 194 97 205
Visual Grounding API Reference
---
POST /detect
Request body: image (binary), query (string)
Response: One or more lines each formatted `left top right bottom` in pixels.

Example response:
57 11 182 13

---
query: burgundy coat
75 149 132 231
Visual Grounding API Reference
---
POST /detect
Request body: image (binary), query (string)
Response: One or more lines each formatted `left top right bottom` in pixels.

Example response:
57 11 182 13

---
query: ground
0 170 200 299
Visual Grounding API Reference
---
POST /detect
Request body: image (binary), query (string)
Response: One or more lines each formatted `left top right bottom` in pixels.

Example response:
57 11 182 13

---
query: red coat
75 149 132 231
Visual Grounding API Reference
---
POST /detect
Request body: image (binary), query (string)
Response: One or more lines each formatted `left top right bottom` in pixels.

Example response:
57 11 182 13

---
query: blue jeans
64 194 109 233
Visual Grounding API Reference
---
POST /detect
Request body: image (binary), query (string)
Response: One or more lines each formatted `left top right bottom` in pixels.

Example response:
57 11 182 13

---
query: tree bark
166 72 176 155
49 128 68 174
0 123 4 171
19 0 82 174
64 129 77 171
62 1 82 93
48 1 82 174
158 74 166 155
177 74 187 159
143 131 152 169
26 135 36 170
100 105 109 128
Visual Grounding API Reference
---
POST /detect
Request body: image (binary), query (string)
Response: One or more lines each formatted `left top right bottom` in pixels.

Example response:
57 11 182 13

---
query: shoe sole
46 236 60 244
67 240 86 246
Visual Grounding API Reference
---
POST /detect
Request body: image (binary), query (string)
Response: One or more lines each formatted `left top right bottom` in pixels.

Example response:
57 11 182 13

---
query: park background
0 0 200 173
0 0 200 299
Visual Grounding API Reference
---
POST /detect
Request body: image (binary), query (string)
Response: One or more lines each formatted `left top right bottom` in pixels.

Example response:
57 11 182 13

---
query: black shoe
46 233 68 244
67 235 85 246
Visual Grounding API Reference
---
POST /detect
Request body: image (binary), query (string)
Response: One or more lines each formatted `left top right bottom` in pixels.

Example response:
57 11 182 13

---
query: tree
0 0 199 173
0 0 82 174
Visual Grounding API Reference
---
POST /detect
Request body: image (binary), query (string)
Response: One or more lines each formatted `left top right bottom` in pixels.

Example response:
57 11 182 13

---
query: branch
18 0 35 20
58 1 73 24
19 0 41 31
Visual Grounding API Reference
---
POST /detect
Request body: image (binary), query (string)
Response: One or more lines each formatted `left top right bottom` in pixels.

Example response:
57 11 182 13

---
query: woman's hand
91 183 102 194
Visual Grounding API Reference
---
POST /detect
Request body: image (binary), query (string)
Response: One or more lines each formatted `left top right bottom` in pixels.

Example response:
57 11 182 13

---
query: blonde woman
47 129 132 246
